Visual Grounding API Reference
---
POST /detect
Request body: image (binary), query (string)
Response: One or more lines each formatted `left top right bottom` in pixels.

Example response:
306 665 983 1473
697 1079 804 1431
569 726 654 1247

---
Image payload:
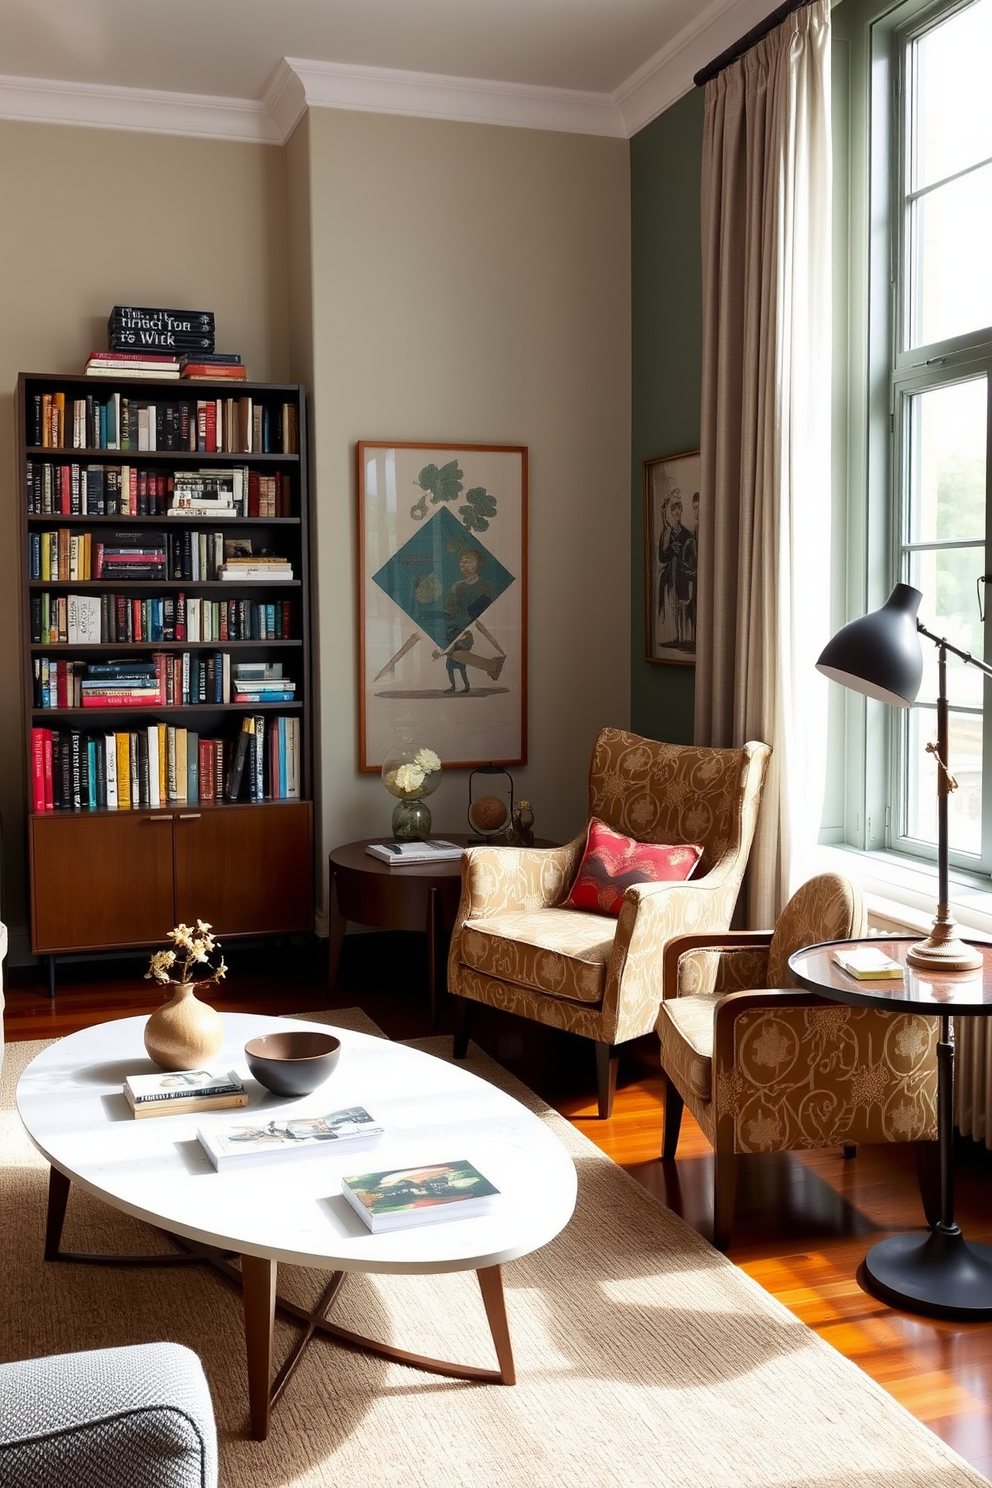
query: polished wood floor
5 929 992 1478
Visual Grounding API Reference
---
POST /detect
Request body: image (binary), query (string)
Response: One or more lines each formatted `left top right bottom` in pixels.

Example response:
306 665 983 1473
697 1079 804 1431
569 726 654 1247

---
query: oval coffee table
16 1012 577 1439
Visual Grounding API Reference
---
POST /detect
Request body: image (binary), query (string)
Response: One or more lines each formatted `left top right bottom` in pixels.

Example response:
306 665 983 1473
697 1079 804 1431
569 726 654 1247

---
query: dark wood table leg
477 1265 516 1384
327 867 348 1004
426 884 439 1028
241 1253 277 1441
45 1167 71 1260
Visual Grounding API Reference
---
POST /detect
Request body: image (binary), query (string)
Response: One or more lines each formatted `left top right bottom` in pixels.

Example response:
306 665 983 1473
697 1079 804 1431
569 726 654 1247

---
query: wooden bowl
244 1031 341 1097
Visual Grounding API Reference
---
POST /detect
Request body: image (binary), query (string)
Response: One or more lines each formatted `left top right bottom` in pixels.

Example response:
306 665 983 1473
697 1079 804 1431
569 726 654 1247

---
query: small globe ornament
469 794 509 836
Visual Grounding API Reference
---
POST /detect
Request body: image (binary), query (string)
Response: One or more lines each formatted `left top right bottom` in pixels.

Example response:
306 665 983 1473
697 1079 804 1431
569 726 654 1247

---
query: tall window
876 0 992 873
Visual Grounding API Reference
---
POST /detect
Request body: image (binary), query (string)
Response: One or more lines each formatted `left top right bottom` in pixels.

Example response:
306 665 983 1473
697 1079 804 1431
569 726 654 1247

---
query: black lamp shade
816 583 924 707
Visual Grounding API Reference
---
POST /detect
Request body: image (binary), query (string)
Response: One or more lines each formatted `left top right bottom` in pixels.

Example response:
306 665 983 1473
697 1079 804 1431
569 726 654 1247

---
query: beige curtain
956 1018 992 1146
694 0 832 927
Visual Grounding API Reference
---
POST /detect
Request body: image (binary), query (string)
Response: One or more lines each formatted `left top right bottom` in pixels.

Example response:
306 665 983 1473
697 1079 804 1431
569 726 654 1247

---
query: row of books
87 351 245 382
31 592 295 645
29 391 297 455
26 462 290 518
28 528 295 583
33 654 298 709
30 714 302 812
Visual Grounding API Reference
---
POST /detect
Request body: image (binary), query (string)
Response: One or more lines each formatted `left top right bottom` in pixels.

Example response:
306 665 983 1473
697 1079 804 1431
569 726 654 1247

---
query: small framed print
644 449 700 665
358 441 527 770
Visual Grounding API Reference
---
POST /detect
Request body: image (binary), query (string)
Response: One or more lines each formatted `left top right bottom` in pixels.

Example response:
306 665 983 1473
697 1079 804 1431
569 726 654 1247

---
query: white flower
393 762 426 794
146 920 227 991
414 747 442 775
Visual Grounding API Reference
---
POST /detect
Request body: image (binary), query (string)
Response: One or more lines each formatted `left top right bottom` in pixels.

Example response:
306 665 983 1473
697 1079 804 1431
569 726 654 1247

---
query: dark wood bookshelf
16 371 315 993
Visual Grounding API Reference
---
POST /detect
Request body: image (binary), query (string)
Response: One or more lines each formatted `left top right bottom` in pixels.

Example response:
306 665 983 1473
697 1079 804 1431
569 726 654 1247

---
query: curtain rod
693 0 810 87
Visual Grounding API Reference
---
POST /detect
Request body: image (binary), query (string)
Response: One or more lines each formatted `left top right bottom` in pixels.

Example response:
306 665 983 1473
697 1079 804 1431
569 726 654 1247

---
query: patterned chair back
587 727 766 874
767 872 867 987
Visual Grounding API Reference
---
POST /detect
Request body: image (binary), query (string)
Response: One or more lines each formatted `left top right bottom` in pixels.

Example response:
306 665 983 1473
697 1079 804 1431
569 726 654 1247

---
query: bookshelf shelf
16 371 315 982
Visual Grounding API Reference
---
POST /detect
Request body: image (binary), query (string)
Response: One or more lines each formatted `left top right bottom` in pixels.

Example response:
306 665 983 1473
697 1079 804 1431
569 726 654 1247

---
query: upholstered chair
657 872 940 1248
448 727 771 1117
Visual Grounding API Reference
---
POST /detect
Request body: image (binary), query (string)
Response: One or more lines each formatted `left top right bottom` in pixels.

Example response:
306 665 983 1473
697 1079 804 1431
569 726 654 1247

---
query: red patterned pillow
564 818 703 916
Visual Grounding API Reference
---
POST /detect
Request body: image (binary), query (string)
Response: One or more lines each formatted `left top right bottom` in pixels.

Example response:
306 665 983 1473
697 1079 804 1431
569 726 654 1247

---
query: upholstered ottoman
0 1342 217 1488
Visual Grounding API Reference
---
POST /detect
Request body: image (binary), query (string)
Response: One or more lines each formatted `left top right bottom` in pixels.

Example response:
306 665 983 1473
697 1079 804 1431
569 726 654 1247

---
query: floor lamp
817 581 992 1318
817 581 988 972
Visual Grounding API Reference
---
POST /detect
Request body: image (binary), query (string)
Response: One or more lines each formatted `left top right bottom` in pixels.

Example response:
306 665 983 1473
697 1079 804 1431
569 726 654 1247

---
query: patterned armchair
448 728 771 1117
657 872 940 1248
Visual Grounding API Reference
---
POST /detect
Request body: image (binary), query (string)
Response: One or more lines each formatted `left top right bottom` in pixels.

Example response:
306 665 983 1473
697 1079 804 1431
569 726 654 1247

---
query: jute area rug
2 1007 988 1488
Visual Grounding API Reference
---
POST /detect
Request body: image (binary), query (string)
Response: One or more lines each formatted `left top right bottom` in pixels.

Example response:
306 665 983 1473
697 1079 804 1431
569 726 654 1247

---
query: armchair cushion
461 908 614 1005
564 818 703 916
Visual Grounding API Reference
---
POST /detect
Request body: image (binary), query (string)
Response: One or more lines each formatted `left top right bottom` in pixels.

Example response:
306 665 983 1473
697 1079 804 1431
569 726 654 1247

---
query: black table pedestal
863 1224 992 1321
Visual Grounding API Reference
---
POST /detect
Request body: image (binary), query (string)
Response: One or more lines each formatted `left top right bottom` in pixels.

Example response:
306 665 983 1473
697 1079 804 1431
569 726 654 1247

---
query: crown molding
0 71 280 143
617 0 775 136
0 0 774 147
280 57 625 138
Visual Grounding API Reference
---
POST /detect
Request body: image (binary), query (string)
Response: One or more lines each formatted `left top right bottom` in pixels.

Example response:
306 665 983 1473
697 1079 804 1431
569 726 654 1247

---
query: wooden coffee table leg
45 1167 71 1261
241 1253 277 1440
477 1265 516 1385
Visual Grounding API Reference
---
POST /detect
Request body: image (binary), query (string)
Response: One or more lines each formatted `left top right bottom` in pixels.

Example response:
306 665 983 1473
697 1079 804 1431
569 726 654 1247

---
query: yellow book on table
833 947 903 980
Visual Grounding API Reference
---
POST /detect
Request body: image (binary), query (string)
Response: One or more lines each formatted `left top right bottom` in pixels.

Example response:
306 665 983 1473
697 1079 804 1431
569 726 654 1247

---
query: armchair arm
662 931 773 1001
455 837 584 921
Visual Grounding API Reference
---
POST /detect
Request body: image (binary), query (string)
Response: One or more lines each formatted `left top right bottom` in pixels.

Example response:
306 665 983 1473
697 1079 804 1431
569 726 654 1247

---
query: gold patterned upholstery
448 728 771 1116
657 872 940 1248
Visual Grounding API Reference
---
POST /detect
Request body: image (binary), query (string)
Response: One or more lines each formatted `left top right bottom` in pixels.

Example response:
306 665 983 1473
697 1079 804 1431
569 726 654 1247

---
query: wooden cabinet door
173 802 313 936
30 812 176 953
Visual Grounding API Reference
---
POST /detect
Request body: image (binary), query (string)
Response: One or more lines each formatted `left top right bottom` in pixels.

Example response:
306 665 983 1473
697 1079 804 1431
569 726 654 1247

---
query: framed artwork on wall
644 448 700 665
358 441 528 770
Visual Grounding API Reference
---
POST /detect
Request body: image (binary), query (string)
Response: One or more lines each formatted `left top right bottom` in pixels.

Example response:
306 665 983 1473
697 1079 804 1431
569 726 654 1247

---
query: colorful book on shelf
181 364 248 380
832 947 903 980
365 840 463 865
340 1159 500 1233
196 1106 385 1171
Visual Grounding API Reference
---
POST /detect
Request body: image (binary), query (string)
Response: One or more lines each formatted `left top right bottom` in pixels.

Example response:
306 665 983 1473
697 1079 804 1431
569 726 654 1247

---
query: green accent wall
629 87 705 744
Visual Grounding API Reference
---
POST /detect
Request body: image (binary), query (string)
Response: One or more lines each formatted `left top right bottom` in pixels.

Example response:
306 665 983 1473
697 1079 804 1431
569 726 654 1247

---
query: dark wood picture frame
644 449 700 666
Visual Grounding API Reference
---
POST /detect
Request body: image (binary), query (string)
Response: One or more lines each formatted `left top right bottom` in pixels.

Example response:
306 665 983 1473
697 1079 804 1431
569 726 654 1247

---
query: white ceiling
0 0 774 141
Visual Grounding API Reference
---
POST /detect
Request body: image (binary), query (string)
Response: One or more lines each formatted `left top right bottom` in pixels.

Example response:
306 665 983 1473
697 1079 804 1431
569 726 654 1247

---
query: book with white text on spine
197 1106 384 1171
340 1159 499 1233
124 1067 248 1118
832 948 903 980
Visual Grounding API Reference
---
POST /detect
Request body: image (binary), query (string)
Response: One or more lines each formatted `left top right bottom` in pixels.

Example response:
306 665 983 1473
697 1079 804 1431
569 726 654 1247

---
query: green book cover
341 1159 499 1232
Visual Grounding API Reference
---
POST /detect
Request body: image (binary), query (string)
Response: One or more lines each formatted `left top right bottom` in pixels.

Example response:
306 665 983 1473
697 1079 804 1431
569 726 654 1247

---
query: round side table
327 835 469 1026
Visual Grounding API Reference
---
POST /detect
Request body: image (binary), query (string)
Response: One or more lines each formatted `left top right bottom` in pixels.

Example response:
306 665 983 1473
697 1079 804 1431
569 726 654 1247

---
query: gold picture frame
644 449 700 665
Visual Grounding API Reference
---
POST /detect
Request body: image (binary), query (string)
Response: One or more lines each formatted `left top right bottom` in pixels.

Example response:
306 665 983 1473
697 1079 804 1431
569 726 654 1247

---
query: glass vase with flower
381 744 443 840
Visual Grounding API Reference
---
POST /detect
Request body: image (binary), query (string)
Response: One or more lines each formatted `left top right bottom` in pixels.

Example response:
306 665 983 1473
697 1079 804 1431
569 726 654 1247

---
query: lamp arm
917 621 992 680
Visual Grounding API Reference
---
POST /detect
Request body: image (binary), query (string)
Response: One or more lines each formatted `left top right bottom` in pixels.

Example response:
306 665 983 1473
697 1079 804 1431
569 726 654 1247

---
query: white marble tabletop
16 1012 577 1275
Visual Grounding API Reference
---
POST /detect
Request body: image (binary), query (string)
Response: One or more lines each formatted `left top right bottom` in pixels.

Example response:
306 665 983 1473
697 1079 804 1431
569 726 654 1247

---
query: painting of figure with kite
358 442 527 769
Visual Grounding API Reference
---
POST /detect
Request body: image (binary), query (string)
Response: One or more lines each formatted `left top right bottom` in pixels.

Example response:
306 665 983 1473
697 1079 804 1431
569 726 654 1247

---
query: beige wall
303 108 631 927
0 107 631 954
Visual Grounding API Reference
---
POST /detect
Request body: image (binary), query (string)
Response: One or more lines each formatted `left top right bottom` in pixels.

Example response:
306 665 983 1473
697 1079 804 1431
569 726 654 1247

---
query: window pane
912 0 992 192
906 706 983 855
910 165 992 347
908 547 986 707
905 378 986 545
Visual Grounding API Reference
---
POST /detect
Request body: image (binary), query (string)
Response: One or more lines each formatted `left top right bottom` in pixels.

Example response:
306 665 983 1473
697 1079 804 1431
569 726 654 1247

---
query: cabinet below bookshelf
29 801 313 956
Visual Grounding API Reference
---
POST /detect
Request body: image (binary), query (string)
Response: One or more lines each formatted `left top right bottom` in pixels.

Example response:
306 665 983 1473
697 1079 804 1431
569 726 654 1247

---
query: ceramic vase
392 797 432 841
143 982 224 1071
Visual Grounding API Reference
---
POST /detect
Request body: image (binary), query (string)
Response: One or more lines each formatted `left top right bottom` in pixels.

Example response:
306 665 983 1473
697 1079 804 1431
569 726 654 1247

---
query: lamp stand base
906 914 982 973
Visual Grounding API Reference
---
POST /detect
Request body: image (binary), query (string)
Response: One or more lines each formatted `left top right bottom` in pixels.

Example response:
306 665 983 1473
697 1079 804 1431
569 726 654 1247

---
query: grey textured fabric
0 1342 217 1488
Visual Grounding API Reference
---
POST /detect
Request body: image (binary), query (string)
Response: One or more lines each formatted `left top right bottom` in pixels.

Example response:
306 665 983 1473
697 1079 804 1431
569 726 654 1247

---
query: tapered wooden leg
594 1041 618 1119
327 869 347 1004
241 1254 277 1441
45 1167 71 1260
661 1077 684 1160
453 998 476 1058
713 1151 739 1251
476 1265 515 1384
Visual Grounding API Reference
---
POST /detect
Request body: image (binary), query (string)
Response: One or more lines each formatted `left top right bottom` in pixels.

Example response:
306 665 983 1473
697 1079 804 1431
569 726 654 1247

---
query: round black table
790 935 992 1321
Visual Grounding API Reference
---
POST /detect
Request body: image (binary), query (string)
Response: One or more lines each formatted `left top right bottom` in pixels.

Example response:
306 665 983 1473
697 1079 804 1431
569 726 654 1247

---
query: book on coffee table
365 840 463 865
197 1105 385 1170
124 1068 248 1118
340 1158 500 1232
